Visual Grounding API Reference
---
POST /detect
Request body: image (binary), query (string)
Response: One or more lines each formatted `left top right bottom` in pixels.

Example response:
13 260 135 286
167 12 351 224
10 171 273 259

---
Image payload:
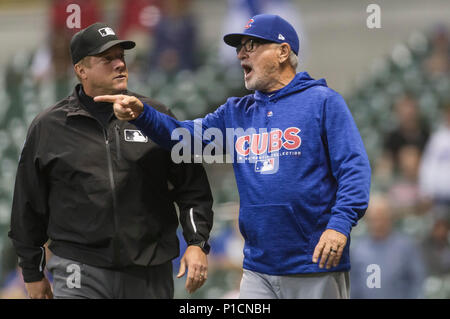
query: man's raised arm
95 94 227 155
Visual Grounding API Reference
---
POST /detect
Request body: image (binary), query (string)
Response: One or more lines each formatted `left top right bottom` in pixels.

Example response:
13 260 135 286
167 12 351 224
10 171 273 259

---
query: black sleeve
8 120 49 282
168 159 214 252
162 106 214 250
136 96 215 251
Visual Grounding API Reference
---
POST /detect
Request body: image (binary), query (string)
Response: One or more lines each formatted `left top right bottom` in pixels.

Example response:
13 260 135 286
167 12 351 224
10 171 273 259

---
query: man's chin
244 81 255 91
112 84 128 94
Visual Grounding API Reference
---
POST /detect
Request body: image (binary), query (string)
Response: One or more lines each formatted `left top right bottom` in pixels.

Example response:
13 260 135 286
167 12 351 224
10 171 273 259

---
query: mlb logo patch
255 158 275 173
98 27 115 37
124 129 148 143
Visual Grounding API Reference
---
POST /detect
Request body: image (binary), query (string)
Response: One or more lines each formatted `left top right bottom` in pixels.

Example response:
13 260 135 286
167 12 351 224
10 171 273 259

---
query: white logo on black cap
98 27 115 37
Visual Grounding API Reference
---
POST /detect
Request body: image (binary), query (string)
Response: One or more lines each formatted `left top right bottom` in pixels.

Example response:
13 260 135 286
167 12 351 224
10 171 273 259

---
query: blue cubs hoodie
131 71 371 275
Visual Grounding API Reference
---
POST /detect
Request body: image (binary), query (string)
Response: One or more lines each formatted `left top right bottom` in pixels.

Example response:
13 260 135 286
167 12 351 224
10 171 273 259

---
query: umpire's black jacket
8 85 214 282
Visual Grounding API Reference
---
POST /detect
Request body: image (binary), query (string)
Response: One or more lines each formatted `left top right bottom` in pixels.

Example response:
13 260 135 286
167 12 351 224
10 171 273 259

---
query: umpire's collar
66 84 128 118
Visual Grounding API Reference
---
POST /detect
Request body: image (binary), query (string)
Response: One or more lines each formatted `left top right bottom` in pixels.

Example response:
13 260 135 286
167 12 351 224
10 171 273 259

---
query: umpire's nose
113 57 126 73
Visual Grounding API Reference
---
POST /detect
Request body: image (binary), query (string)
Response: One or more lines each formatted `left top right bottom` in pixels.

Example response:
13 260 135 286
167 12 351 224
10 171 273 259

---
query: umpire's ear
74 57 90 81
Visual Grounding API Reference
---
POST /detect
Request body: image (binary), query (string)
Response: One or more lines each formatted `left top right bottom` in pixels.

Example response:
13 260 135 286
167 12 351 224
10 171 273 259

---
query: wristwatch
190 241 211 255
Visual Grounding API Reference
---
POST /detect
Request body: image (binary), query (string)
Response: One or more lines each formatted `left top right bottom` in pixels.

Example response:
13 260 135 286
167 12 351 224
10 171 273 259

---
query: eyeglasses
235 38 272 54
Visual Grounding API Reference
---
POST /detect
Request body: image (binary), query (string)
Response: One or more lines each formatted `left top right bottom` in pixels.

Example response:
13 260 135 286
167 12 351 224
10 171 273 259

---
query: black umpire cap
70 22 135 65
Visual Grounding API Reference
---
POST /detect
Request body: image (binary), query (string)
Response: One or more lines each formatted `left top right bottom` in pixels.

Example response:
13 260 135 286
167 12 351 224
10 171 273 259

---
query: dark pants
46 254 174 299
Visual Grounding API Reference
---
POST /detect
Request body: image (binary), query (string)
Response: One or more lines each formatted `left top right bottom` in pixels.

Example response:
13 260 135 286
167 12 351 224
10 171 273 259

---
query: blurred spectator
421 208 450 277
117 0 162 73
350 195 426 298
383 92 430 171
419 101 450 206
388 145 424 216
148 0 197 74
423 25 449 78
371 152 395 193
118 0 162 39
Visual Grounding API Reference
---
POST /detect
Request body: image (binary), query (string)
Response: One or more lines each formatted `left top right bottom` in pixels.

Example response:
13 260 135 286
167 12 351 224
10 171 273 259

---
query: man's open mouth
242 64 253 79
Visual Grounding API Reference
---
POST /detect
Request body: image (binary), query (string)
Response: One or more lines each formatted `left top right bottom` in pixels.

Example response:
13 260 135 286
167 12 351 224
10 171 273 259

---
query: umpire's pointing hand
94 94 143 121
312 229 347 269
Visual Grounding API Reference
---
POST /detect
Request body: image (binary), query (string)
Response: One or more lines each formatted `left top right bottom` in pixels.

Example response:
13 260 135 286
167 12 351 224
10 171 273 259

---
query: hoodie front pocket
239 204 308 263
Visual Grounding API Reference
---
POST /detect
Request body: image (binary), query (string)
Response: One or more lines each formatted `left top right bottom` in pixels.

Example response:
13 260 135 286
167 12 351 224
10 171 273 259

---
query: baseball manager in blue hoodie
96 14 371 299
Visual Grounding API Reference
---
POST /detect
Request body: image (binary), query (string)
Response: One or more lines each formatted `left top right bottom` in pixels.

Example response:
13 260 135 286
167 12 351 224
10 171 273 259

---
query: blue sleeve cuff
129 102 151 126
326 216 352 238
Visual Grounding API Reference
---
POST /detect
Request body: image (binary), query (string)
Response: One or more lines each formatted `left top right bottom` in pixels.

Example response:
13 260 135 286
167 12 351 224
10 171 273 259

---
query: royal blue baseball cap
223 14 299 55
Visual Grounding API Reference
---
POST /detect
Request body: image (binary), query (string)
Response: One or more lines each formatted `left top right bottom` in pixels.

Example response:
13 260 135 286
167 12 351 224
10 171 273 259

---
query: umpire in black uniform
8 23 214 299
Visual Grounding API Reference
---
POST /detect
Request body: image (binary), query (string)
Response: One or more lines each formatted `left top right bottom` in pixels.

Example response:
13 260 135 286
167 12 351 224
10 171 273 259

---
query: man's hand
25 277 53 299
94 94 144 121
312 229 347 269
177 245 208 294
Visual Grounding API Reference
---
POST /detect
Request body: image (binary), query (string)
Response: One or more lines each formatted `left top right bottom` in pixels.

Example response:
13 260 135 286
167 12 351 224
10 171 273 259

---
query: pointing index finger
93 95 122 103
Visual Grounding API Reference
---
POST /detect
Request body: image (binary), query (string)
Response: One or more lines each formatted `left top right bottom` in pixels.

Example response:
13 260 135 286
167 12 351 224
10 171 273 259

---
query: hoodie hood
253 71 328 102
